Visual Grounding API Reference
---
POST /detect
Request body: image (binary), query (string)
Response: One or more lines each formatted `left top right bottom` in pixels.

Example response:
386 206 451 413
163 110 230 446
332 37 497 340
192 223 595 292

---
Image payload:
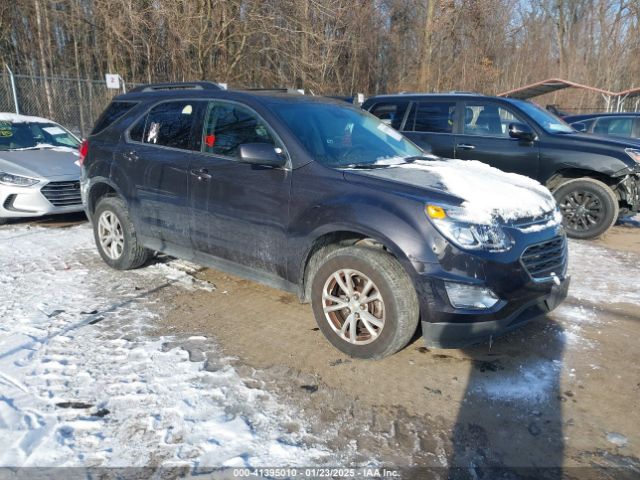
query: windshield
512 100 574 134
0 121 80 151
272 102 423 167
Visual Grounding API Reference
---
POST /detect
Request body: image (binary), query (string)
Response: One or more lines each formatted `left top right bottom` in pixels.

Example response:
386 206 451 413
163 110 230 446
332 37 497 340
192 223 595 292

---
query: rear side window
202 101 278 158
130 101 201 150
91 101 137 134
409 101 456 133
369 102 409 130
593 117 634 137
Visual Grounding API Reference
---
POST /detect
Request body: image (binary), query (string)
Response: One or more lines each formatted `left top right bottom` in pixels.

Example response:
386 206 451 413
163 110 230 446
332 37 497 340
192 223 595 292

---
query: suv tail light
78 139 89 166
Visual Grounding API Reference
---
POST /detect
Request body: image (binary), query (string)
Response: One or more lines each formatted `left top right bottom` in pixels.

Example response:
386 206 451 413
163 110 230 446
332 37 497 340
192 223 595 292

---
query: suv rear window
91 101 138 134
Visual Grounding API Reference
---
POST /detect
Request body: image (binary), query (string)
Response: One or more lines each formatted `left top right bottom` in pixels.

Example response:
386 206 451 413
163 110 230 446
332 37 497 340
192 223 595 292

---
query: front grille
41 181 82 207
521 236 567 280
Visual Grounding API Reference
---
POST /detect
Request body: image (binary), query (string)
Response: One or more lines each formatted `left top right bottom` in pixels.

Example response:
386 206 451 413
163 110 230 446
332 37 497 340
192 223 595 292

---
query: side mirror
238 143 286 167
572 122 587 133
508 122 536 142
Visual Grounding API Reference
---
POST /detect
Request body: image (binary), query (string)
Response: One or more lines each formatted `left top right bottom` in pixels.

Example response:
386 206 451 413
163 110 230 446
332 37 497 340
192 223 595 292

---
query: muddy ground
154 224 639 478
18 213 640 477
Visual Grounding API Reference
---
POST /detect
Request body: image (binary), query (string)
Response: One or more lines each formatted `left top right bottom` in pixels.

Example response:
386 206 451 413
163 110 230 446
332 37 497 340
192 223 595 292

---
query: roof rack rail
242 88 305 94
396 90 481 95
130 81 223 93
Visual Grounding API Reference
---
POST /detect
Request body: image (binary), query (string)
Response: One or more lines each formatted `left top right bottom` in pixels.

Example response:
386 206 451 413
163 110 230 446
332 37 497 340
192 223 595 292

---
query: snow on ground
0 224 336 467
565 239 640 305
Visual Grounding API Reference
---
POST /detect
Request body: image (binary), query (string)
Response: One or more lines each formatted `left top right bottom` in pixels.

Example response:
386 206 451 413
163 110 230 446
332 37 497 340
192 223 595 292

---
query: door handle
123 150 139 162
190 167 212 181
456 143 476 150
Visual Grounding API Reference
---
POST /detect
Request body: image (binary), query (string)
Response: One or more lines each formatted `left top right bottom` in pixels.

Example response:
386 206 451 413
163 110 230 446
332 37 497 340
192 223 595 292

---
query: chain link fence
0 70 141 138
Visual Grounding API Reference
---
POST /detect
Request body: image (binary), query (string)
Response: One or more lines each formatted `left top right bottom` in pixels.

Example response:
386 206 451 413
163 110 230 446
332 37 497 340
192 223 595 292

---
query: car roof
0 112 56 124
363 92 522 104
113 85 350 108
564 112 640 122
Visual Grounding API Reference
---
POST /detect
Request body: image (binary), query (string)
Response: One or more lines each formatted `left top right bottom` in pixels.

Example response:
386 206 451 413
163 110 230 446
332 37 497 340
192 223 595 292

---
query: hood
0 148 80 179
344 158 556 224
559 131 640 149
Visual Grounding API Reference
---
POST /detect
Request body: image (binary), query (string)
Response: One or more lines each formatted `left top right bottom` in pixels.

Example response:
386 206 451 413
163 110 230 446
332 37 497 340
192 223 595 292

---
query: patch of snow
0 224 335 467
397 159 556 224
472 360 562 404
566 240 640 305
553 304 599 325
606 432 628 447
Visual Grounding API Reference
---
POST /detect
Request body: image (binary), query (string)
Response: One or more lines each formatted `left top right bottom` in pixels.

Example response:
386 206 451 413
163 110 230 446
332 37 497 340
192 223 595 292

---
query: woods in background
1 0 639 110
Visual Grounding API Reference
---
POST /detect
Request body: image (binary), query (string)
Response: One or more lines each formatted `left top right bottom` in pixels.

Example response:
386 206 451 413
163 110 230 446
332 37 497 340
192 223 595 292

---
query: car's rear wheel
310 246 419 359
553 178 619 239
93 196 150 270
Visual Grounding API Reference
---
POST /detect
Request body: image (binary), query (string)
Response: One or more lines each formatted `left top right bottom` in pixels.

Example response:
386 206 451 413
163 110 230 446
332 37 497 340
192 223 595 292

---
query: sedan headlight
625 148 640 163
0 172 39 187
425 204 514 252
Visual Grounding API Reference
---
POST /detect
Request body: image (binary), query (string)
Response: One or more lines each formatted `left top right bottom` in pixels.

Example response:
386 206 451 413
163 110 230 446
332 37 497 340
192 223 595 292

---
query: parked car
564 112 640 141
362 93 640 239
0 113 83 224
81 82 569 359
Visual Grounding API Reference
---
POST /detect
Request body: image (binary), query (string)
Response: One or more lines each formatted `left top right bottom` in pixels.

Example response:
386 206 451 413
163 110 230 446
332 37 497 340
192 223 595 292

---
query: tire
93 196 150 270
310 246 419 359
553 178 619 239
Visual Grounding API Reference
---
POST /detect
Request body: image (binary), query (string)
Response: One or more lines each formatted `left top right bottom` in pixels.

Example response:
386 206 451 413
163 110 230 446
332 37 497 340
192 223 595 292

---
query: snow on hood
351 158 556 224
0 148 80 179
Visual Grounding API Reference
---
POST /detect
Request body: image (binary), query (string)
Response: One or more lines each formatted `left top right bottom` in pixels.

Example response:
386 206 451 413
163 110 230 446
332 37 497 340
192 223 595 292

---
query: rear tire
93 196 150 270
310 246 419 359
553 178 618 239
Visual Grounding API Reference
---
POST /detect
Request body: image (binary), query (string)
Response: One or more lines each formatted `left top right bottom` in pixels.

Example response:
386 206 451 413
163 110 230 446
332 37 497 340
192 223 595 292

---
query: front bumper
0 176 84 219
421 276 570 348
415 226 569 349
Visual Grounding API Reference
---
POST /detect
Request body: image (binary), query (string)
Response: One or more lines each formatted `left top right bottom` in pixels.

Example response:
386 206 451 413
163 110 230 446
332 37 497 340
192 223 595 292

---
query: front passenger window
202 102 277 158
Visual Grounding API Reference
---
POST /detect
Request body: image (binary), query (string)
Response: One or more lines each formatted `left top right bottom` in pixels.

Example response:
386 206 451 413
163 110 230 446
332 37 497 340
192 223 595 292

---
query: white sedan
0 113 83 224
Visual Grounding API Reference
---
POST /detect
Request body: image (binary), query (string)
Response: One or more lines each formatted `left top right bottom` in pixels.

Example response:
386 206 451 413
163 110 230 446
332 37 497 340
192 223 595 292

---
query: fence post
5 64 19 115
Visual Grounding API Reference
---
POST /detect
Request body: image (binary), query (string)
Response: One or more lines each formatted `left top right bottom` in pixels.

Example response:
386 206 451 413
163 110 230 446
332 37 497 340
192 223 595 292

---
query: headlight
625 148 640 163
425 204 514 252
0 172 39 187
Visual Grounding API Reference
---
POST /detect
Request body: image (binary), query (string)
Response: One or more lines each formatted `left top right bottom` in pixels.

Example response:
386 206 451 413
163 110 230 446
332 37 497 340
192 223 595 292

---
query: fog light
444 282 499 309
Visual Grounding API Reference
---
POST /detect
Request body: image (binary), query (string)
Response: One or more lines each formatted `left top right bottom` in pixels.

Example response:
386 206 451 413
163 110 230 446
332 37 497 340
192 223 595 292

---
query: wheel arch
299 229 411 304
86 178 125 217
546 168 619 197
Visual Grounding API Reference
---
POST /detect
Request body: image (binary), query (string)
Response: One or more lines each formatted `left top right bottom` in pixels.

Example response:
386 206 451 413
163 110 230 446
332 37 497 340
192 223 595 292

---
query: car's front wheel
93 196 150 270
553 178 619 239
310 246 419 359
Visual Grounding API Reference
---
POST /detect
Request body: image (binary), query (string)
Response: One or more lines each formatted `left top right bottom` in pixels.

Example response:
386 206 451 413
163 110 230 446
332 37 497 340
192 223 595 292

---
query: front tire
553 178 619 239
93 196 150 270
310 246 419 359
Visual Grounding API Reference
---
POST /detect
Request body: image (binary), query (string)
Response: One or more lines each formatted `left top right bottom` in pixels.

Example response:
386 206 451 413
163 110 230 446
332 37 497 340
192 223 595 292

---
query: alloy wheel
322 268 385 345
97 210 125 260
559 189 604 233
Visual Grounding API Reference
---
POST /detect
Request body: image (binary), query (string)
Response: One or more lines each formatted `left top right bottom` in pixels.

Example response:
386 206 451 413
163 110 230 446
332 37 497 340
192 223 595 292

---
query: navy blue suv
81 82 569 359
